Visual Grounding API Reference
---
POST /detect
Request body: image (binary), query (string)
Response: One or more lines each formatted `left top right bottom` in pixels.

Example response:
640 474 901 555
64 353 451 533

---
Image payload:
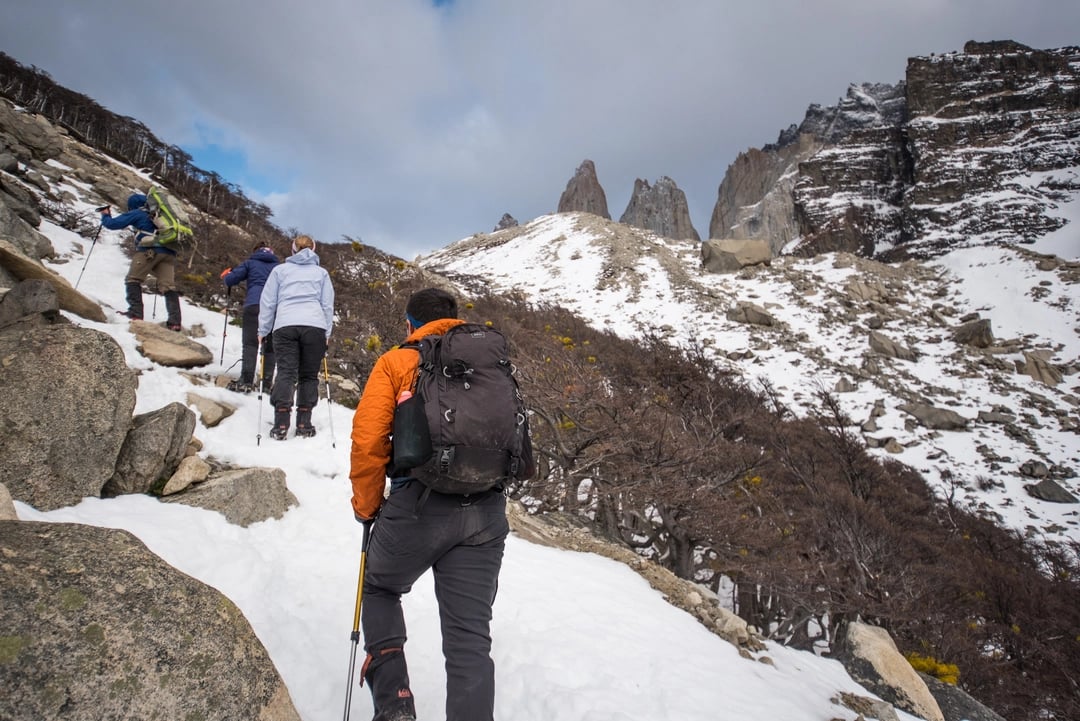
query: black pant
269 326 326 410
241 305 274 385
362 482 508 721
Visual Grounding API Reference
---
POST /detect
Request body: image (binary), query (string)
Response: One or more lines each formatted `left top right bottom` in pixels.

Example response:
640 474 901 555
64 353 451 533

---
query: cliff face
712 41 1080 259
900 41 1080 256
711 82 904 253
619 176 700 241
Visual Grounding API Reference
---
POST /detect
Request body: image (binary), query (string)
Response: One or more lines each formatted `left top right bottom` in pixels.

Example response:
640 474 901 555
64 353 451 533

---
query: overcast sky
4 1 1079 259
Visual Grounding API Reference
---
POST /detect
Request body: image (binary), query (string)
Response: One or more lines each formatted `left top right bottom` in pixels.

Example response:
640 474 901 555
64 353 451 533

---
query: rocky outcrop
103 402 198 497
900 42 1080 255
557 159 610 219
0 99 65 162
712 83 906 254
793 124 912 256
0 321 137 511
161 467 299 527
493 212 518 231
834 622 945 721
919 672 1007 721
0 285 297 526
619 176 700 241
0 520 301 721
0 238 107 322
701 238 772 273
709 133 822 252
712 42 1080 261
130 318 214 367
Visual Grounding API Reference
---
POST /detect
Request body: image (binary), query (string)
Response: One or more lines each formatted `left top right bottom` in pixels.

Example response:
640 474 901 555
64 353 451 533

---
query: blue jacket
223 247 281 307
258 248 335 339
100 194 175 256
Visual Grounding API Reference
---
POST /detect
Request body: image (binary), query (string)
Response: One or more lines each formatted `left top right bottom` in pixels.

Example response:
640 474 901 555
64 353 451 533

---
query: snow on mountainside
421 211 1080 548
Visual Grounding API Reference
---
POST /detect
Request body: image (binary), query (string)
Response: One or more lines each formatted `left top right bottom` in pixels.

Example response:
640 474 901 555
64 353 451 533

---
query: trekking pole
256 340 265 446
323 355 337 448
220 287 231 365
74 213 107 290
342 520 372 721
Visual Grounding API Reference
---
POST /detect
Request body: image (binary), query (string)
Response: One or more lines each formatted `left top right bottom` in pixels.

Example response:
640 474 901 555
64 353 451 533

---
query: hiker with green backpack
100 187 192 331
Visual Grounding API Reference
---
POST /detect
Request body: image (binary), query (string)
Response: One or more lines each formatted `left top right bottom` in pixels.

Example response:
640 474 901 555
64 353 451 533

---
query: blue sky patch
184 142 286 200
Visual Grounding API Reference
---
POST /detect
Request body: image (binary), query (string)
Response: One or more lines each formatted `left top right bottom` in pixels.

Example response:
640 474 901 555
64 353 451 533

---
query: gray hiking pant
361 481 508 721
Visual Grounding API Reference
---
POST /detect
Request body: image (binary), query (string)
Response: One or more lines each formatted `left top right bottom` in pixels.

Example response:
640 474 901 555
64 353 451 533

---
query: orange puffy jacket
349 317 465 519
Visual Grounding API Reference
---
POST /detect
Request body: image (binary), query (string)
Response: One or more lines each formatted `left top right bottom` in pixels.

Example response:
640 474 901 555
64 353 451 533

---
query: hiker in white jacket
258 235 335 440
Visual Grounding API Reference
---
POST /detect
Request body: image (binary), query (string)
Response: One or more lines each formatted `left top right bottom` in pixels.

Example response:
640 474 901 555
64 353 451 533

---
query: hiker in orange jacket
348 287 531 721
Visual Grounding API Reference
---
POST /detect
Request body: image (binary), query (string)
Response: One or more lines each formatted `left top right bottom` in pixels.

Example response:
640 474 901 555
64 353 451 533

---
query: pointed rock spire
619 176 700 241
557 159 610 219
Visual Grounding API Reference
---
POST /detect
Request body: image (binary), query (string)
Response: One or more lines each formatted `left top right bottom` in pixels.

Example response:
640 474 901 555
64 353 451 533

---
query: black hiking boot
226 380 255 393
164 290 182 332
123 281 143 320
270 406 291 440
295 407 316 438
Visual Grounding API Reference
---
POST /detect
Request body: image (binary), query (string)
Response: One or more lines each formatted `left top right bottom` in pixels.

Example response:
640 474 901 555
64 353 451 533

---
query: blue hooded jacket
223 247 281 307
100 194 175 255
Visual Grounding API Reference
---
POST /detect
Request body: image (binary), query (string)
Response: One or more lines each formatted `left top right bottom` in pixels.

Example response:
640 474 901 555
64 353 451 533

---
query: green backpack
139 186 193 247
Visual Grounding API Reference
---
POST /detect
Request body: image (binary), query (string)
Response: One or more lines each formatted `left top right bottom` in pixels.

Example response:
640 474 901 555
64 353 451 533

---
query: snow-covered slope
11 198 928 721
423 211 1080 548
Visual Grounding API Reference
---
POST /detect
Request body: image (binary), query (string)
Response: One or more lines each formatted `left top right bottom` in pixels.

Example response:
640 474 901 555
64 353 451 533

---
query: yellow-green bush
906 652 960 685
365 334 382 353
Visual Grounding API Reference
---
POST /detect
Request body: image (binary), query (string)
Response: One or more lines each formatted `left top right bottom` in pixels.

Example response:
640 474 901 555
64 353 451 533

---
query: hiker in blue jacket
101 193 182 330
221 242 281 393
258 235 335 440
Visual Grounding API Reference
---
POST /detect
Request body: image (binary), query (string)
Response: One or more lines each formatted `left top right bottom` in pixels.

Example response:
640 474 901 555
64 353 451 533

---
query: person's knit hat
291 235 316 253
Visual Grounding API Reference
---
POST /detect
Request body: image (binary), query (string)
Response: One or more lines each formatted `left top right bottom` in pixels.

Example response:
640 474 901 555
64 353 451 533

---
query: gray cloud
5 0 1079 258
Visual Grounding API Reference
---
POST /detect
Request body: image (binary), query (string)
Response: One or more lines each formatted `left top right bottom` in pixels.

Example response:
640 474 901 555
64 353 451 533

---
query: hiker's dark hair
406 288 457 326
252 240 269 252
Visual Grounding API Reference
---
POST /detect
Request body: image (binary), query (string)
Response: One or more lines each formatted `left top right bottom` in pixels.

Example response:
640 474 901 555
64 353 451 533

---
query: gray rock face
493 212 519 231
918 672 1007 721
834 622 945 721
557 159 610 219
0 520 301 721
619 176 700 241
0 278 59 329
0 99 65 161
130 319 214 367
103 402 197 497
701 238 772 273
901 42 1080 255
0 324 136 511
898 402 970 431
952 318 994 348
709 133 821 252
0 200 50 262
712 42 1080 260
0 238 106 322
1024 478 1079 503
160 467 299 527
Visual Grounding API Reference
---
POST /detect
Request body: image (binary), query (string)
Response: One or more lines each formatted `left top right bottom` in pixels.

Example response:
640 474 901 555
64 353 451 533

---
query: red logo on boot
397 689 412 699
